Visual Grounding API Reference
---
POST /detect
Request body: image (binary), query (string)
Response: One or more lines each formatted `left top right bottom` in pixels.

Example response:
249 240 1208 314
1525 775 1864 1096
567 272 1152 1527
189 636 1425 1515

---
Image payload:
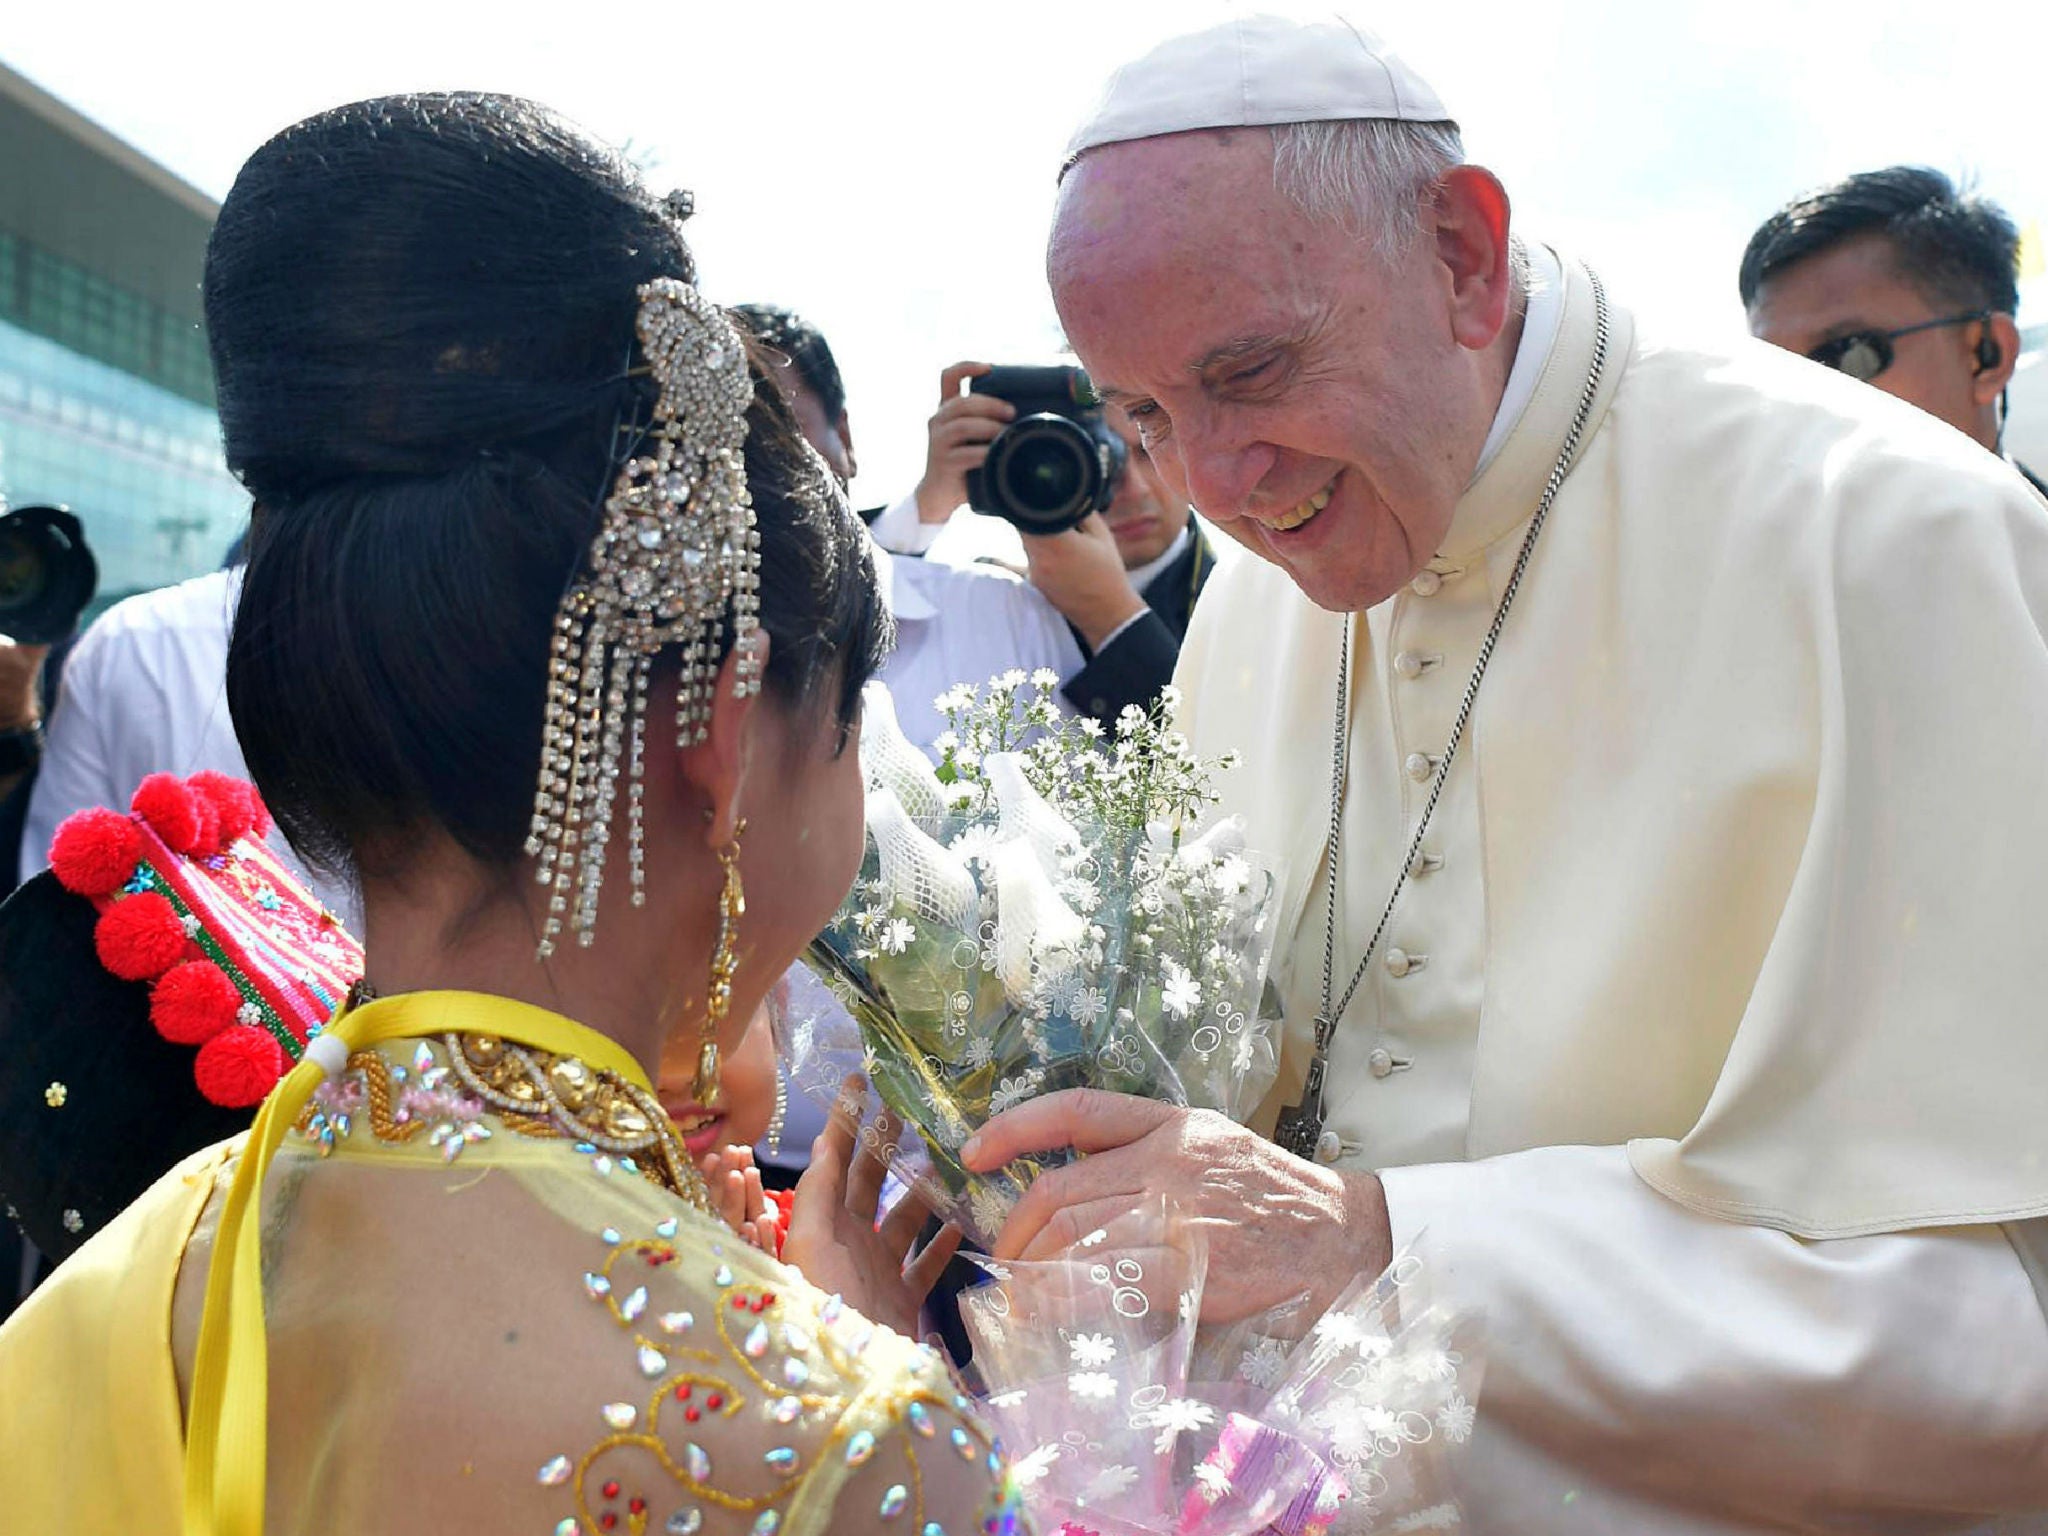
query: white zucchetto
1063 14 1453 171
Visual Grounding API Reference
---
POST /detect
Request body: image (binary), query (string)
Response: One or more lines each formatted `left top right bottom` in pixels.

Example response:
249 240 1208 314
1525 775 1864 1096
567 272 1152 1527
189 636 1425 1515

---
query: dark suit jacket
1062 521 1216 723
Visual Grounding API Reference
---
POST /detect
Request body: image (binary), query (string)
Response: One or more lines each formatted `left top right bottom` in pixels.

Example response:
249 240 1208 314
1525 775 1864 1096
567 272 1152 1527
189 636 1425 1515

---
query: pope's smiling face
1049 129 1514 613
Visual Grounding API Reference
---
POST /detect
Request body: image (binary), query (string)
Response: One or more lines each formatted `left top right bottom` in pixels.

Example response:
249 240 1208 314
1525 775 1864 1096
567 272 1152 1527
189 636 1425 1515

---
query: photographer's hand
1021 514 1147 651
914 361 1013 525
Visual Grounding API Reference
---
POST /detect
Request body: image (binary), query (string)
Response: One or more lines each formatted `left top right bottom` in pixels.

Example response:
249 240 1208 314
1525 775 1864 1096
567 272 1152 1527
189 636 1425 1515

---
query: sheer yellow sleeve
232 1072 1023 1536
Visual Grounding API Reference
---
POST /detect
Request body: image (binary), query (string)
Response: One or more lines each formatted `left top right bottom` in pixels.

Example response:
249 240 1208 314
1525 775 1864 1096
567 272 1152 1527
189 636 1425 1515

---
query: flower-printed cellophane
784 675 1284 1247
957 1201 1486 1535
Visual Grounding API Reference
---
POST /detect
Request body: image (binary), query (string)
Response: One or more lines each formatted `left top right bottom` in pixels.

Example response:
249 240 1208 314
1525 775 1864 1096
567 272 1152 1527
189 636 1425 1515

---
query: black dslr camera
0 505 97 645
965 365 1128 535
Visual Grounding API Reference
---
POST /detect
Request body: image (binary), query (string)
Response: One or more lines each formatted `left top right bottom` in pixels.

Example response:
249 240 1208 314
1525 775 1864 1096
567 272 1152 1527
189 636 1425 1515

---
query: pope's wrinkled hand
961 1088 1393 1324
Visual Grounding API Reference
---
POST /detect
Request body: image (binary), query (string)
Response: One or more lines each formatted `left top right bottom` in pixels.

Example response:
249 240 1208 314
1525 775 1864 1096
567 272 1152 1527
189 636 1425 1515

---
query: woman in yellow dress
0 93 1022 1536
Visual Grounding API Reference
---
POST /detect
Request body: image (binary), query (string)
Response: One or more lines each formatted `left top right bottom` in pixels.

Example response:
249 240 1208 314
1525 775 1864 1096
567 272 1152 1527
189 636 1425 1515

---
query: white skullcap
1063 14 1452 171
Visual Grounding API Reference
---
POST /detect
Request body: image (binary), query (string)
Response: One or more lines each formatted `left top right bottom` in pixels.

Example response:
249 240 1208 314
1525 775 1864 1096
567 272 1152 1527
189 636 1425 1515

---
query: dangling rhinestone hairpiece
526 277 765 957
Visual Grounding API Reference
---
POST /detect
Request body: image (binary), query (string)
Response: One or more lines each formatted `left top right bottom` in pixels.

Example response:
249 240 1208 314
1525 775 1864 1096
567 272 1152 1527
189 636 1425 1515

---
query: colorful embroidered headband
47 771 363 1107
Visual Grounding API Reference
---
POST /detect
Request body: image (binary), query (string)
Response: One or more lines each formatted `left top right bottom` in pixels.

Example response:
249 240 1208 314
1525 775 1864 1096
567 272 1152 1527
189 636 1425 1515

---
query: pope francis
960 14 2048 1531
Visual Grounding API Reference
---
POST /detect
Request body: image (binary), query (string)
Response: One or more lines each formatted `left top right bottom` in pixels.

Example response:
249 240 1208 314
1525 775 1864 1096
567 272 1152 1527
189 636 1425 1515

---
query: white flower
1160 961 1202 1020
1077 717 1105 740
1142 1397 1216 1454
1010 1443 1061 1486
968 1182 1015 1236
988 1070 1042 1115
1069 1332 1117 1368
1406 1347 1463 1385
1030 667 1060 690
996 668 1028 690
1436 1394 1476 1444
1039 964 1083 1015
1311 1311 1366 1355
925 1096 968 1142
1082 1463 1138 1501
860 1043 880 1076
1361 1404 1401 1444
1192 1462 1232 1504
1070 985 1108 1027
1057 875 1102 915
1237 1337 1288 1389
1326 1412 1376 1471
1157 684 1182 714
878 918 915 955
1068 1370 1118 1400
962 1036 995 1070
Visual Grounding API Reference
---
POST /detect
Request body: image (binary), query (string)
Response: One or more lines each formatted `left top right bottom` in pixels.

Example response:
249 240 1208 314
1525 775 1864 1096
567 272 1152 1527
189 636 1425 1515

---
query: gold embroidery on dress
293 1035 712 1213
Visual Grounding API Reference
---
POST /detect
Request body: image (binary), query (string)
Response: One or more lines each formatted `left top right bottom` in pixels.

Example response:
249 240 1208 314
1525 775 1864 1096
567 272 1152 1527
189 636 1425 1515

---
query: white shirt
867 540 1082 756
867 493 957 559
20 569 356 922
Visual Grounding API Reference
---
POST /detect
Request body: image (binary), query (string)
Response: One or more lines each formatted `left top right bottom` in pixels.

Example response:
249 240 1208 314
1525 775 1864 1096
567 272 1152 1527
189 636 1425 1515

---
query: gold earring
694 820 746 1109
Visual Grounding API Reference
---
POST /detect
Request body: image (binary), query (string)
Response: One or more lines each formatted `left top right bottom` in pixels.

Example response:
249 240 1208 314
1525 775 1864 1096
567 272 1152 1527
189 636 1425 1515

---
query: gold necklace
311 983 713 1212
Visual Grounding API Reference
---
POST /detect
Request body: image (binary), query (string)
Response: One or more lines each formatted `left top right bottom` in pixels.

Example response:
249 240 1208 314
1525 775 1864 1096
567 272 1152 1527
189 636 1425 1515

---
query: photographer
871 360 1213 724
735 309 1083 755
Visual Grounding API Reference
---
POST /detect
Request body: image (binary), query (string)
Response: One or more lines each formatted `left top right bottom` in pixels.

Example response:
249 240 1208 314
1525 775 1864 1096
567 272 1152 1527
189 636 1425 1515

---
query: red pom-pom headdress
48 773 363 1107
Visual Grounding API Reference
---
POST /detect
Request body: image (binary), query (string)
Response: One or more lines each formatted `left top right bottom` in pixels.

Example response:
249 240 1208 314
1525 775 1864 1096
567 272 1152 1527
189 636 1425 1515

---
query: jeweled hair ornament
527 276 764 956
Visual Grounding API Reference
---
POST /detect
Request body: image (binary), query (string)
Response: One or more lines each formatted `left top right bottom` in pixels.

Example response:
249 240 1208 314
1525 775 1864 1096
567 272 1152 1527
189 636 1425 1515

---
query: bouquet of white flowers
783 672 1284 1245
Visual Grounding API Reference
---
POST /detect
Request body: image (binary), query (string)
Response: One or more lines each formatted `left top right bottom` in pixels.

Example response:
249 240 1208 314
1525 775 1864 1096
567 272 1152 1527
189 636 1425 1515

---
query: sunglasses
1806 311 1989 383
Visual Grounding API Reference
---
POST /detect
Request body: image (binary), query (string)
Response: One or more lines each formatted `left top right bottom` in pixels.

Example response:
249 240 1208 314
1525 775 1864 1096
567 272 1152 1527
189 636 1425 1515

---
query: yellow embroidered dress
0 992 1023 1536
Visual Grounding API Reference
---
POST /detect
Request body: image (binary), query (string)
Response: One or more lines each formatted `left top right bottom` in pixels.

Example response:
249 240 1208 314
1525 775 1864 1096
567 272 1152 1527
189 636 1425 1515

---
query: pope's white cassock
1177 246 2048 1531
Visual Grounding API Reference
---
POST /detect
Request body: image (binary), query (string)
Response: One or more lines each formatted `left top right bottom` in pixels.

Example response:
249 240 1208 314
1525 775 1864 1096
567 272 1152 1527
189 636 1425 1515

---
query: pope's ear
1431 165 1514 354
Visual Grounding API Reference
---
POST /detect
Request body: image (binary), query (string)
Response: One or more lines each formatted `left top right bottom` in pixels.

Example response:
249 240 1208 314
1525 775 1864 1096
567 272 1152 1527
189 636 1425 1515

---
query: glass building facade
0 68 246 619
0 240 247 607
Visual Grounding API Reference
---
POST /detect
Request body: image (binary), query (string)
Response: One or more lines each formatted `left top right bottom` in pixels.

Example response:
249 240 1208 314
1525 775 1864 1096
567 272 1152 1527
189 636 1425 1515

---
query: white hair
1270 118 1466 258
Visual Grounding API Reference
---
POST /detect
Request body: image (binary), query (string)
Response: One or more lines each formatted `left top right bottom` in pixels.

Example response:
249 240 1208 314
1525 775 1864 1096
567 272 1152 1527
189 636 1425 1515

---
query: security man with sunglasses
1741 166 2042 497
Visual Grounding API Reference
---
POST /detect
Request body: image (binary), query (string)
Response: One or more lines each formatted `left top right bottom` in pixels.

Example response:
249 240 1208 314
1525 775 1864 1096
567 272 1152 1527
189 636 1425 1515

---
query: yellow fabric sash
180 990 652 1536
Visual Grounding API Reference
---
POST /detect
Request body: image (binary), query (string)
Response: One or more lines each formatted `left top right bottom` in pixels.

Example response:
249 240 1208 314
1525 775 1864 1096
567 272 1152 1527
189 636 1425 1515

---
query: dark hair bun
207 94 693 506
212 94 887 884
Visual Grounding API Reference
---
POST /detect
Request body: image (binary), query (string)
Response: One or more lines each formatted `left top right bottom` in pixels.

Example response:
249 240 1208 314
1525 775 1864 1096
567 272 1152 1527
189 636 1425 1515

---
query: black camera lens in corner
965 365 1128 536
0 506 99 645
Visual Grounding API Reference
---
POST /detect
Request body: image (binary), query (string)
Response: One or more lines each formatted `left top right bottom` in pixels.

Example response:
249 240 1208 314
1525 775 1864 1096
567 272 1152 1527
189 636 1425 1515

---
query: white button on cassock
1394 651 1428 679
1410 850 1444 877
1384 947 1425 977
1367 1048 1395 1078
1404 752 1437 783
1410 569 1442 597
1314 1129 1343 1164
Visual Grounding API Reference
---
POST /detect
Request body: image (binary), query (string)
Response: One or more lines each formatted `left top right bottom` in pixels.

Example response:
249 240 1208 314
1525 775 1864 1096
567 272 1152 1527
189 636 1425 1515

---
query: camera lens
0 507 97 645
987 415 1100 533
1004 434 1086 513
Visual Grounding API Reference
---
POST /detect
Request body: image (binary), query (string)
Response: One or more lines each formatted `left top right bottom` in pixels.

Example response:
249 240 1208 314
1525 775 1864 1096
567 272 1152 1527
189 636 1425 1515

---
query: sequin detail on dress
547 1219 1020 1536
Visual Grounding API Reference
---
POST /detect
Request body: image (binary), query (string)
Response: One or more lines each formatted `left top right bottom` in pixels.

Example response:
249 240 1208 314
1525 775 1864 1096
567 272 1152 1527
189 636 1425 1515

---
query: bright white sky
6 0 2046 504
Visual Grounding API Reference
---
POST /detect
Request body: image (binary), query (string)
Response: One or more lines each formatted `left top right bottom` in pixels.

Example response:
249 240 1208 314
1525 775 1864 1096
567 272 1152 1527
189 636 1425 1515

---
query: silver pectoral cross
1272 1017 1333 1160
